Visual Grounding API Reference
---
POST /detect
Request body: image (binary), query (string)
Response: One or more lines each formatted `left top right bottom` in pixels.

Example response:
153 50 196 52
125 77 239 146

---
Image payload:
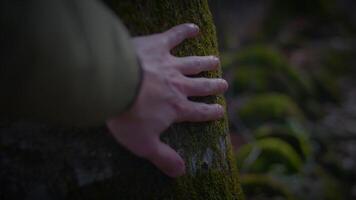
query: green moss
253 124 312 161
232 46 314 100
107 0 243 199
241 174 296 200
175 168 243 200
236 138 303 174
238 93 305 128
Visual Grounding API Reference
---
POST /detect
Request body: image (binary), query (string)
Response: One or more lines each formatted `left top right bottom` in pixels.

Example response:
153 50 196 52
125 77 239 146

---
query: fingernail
220 79 229 91
211 56 219 62
209 56 219 67
215 104 223 118
188 23 199 31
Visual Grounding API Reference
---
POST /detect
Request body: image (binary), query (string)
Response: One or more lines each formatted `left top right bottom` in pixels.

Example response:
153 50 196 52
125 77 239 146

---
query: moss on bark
108 0 243 199
0 1 243 199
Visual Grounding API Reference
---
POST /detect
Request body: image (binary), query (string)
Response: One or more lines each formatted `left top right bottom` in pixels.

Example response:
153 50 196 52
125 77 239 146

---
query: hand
106 23 228 177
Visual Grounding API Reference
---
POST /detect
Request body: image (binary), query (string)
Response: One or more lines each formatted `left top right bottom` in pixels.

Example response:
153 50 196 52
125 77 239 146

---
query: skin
106 23 228 178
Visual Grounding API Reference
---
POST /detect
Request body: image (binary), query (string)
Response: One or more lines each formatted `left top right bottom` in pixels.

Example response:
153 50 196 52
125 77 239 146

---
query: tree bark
0 0 243 199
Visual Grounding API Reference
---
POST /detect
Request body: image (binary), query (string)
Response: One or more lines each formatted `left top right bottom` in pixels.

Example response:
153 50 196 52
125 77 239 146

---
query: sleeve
0 0 142 126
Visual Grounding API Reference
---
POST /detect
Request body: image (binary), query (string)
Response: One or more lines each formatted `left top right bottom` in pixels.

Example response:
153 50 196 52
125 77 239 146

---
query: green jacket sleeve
0 0 142 126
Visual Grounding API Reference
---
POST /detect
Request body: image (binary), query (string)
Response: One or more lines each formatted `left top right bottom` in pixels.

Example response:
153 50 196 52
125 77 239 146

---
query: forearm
0 0 142 126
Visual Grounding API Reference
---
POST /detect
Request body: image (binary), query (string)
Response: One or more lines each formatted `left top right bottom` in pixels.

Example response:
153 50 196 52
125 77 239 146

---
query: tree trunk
0 0 243 199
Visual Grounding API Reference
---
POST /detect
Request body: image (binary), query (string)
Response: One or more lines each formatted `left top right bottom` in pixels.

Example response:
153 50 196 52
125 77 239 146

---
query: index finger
161 23 200 49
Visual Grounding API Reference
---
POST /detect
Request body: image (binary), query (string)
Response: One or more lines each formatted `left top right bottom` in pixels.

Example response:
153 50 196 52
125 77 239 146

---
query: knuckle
170 77 181 88
194 107 207 120
198 104 221 119
167 28 183 41
211 80 221 92
166 69 177 79
212 79 225 92
170 76 187 94
182 23 191 29
176 24 190 33
163 57 176 67
201 104 212 113
171 99 186 114
159 34 170 47
170 26 181 33
191 57 201 66
204 79 215 93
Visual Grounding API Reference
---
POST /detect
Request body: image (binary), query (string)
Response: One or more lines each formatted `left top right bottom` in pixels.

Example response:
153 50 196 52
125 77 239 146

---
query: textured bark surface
0 0 243 199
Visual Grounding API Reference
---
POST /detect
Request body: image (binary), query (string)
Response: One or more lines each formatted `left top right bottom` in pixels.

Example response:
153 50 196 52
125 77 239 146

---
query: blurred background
209 0 356 199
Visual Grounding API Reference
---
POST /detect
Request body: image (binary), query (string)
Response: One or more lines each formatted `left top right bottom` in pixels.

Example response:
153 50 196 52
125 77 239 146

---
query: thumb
147 140 186 178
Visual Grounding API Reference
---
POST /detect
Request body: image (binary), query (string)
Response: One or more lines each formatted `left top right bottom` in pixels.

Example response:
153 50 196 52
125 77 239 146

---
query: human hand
106 23 228 177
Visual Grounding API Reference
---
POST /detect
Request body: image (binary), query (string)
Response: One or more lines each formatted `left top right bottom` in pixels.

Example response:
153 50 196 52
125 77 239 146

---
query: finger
181 77 228 96
176 102 225 122
161 23 199 49
146 139 186 178
174 56 220 75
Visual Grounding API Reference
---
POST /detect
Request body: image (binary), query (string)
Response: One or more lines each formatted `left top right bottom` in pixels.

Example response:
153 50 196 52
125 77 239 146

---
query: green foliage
236 138 303 174
324 49 354 76
254 124 312 161
232 46 313 100
236 45 287 67
238 93 304 128
241 174 296 200
218 0 355 198
233 65 271 93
